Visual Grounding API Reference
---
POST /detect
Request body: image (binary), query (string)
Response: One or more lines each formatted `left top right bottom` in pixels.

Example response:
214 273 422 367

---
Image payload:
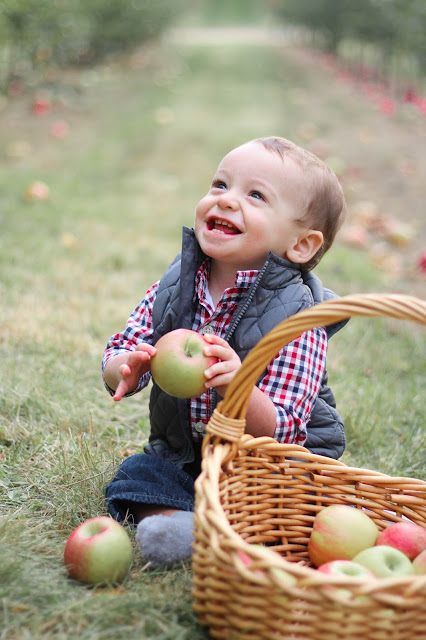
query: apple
50 119 69 139
150 329 218 398
64 516 133 585
25 180 50 201
32 96 51 115
317 560 375 600
418 249 426 274
375 521 426 561
317 559 375 579
308 505 379 567
353 545 414 578
413 549 426 575
236 547 296 589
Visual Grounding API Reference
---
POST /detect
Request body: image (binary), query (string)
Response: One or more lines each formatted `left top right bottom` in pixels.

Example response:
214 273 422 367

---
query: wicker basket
192 294 426 640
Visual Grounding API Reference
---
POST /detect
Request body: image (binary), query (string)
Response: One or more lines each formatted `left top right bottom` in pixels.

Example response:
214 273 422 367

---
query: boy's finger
203 333 227 346
119 363 131 377
113 381 127 401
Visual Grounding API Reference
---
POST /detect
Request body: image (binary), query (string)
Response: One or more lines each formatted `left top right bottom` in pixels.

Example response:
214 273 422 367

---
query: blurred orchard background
0 2 425 639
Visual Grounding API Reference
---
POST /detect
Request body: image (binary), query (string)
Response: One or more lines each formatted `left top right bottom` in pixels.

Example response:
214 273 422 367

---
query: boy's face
195 141 309 271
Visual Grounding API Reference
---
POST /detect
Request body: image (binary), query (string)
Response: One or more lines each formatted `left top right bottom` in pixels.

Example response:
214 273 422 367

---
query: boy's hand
202 334 241 398
113 343 157 401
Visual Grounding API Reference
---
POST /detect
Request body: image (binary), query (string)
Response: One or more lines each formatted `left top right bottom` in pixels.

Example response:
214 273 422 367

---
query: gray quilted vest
145 227 346 467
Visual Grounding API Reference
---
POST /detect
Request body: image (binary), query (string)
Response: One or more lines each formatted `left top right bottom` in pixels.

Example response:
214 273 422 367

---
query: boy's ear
285 230 324 265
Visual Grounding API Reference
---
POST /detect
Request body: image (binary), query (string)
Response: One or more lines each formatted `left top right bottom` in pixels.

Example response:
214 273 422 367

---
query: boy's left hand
202 334 241 398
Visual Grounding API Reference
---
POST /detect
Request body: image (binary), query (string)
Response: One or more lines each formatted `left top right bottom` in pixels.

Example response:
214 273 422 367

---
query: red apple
237 548 296 588
413 549 426 575
64 516 133 585
317 559 375 579
375 521 426 561
50 119 69 139
150 329 218 398
353 545 414 578
308 505 379 567
418 249 426 273
32 96 51 115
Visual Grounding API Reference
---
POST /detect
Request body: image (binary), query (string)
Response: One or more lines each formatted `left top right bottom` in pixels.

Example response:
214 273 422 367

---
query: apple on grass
64 516 133 585
24 180 50 201
375 521 426 561
308 505 379 567
150 329 218 399
353 545 414 578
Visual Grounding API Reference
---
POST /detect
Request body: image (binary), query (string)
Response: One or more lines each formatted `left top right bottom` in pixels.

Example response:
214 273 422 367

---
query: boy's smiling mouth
207 218 241 235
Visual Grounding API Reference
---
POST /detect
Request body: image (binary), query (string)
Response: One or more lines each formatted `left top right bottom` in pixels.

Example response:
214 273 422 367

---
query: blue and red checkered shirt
103 260 327 446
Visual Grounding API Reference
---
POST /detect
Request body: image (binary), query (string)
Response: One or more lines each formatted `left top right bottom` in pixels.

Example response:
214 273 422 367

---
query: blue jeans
105 444 202 524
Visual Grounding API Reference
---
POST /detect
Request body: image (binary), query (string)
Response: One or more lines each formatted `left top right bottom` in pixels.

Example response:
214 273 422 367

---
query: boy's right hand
113 343 157 401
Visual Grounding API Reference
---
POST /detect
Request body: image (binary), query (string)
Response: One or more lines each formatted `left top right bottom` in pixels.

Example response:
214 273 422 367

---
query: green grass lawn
0 29 425 639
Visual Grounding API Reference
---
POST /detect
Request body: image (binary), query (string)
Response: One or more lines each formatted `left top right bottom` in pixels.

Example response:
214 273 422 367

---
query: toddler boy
102 136 347 568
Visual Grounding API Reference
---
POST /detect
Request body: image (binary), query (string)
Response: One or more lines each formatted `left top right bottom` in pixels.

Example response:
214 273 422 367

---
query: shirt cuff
272 405 307 446
102 351 150 397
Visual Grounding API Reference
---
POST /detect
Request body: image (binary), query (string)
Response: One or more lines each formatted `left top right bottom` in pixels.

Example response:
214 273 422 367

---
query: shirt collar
195 258 259 304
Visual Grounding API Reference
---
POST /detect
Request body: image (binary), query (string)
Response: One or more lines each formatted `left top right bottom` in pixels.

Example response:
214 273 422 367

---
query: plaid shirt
103 260 327 446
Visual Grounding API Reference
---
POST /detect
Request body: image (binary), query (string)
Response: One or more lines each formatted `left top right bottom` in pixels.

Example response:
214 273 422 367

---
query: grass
0 26 425 640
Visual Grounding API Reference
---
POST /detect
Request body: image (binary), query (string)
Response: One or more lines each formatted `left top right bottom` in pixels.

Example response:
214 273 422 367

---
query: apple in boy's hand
150 329 218 398
353 545 414 578
308 505 379 567
375 521 426 561
64 516 133 585
317 559 375 579
413 549 426 575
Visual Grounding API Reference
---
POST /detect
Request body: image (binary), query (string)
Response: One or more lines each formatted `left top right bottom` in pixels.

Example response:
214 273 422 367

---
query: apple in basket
353 545 414 578
375 521 426 561
237 547 297 592
317 559 375 579
64 516 133 585
150 329 218 398
308 505 379 567
413 549 426 575
317 559 376 600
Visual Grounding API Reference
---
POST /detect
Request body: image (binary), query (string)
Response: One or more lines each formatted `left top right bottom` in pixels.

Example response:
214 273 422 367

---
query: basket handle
214 293 426 437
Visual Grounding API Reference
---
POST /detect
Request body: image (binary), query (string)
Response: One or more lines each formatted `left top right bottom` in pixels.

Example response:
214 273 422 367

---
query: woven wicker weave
192 294 426 640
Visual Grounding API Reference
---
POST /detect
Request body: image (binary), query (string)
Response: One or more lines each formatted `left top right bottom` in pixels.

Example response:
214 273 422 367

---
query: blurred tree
195 0 266 25
269 0 398 54
269 0 426 79
0 0 185 91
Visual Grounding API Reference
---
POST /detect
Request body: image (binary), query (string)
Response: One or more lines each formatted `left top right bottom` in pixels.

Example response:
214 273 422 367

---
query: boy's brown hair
257 136 346 271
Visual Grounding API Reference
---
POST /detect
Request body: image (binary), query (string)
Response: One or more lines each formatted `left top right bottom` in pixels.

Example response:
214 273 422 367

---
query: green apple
412 549 426 575
150 329 218 398
64 516 133 585
308 505 379 567
317 559 375 579
317 559 375 600
353 545 414 578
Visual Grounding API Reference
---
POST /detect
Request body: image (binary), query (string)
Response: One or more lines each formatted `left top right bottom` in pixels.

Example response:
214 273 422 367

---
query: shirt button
203 325 214 334
195 421 206 434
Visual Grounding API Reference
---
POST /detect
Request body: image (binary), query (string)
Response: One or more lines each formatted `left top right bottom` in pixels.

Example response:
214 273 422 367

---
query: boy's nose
217 191 239 211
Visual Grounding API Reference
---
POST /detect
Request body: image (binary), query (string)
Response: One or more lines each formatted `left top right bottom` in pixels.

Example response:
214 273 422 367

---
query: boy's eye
212 180 226 190
250 190 264 201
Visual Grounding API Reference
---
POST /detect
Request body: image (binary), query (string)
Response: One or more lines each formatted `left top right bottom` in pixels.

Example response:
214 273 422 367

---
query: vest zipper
210 259 270 413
